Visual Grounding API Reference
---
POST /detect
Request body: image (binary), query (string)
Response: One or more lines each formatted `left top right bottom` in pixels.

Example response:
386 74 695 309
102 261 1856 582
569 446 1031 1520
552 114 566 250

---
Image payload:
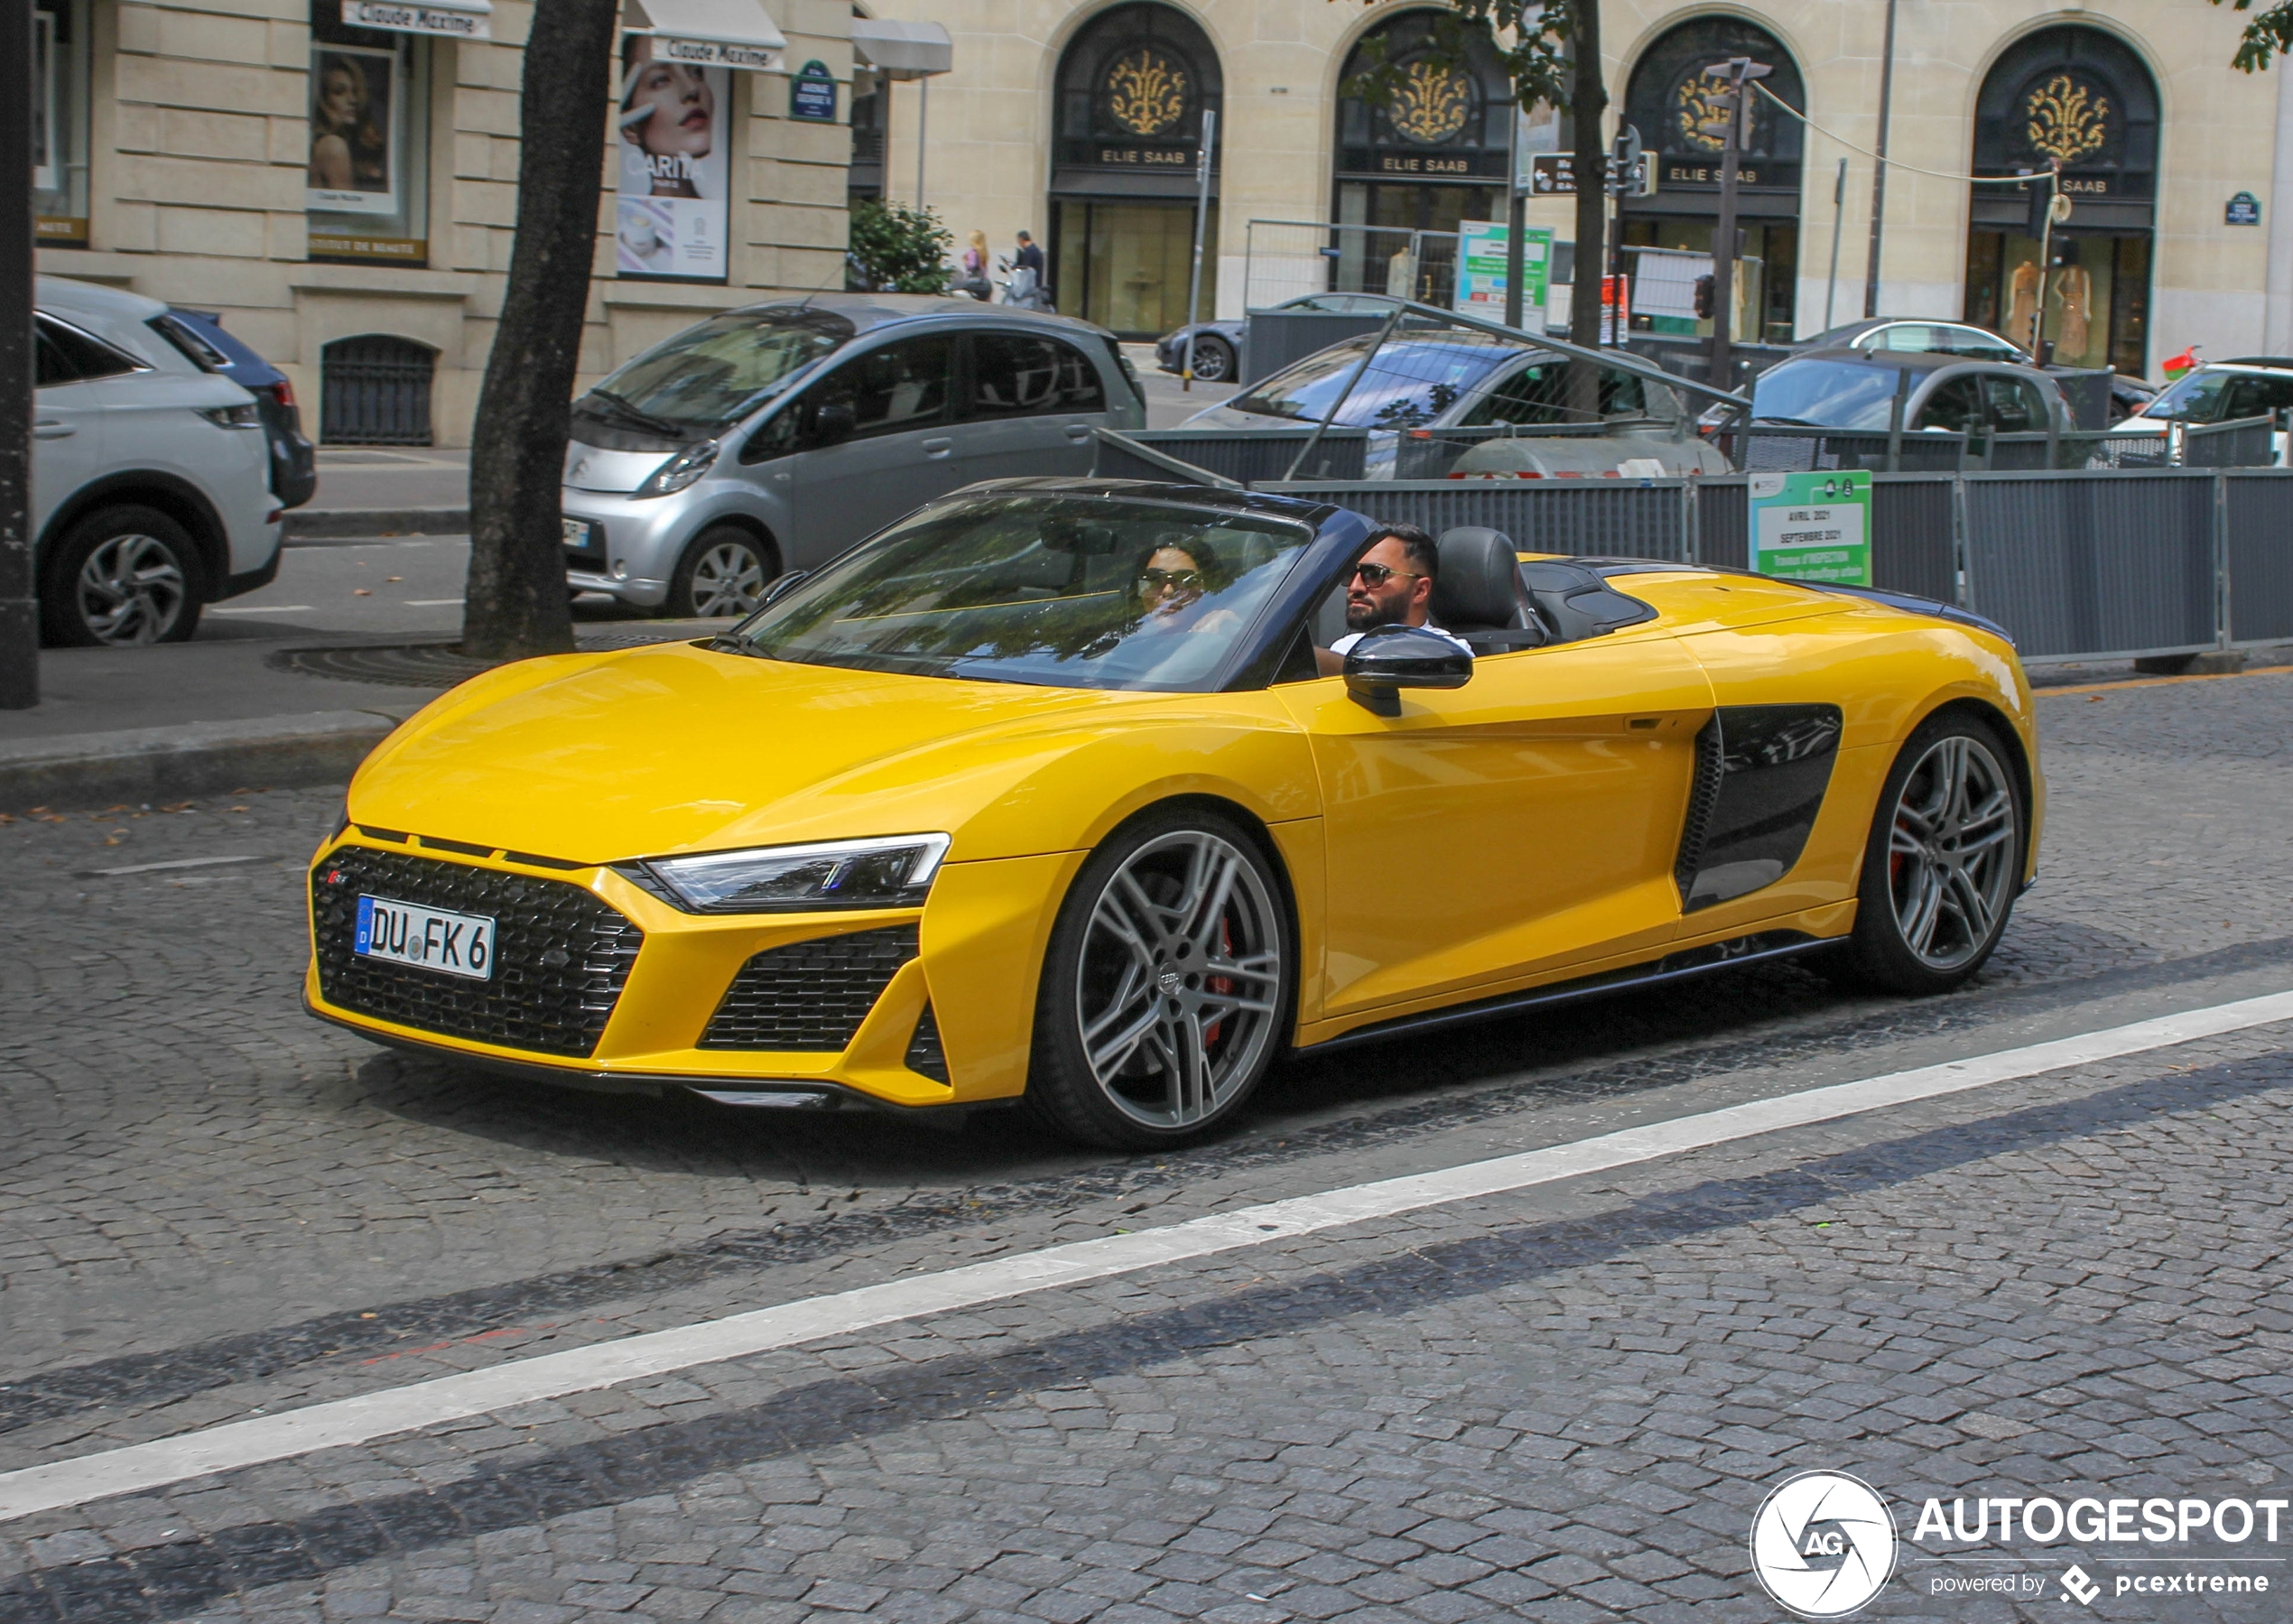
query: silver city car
561 294 1146 617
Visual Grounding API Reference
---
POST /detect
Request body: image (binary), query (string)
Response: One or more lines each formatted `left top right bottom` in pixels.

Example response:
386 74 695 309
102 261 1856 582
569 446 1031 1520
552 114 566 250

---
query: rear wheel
1186 335 1233 384
664 526 775 618
42 506 204 646
1834 711 2025 994
1024 809 1294 1149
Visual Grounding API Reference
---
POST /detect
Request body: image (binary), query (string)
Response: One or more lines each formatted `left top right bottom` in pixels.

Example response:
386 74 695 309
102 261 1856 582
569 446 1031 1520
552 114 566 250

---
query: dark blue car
148 307 318 509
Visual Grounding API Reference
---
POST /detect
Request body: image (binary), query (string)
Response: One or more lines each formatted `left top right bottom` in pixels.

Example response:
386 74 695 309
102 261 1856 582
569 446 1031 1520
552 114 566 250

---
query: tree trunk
1565 0 1608 422
460 0 619 660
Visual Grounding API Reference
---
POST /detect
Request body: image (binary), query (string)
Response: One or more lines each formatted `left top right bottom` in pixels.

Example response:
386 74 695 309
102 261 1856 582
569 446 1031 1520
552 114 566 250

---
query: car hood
348 640 1176 865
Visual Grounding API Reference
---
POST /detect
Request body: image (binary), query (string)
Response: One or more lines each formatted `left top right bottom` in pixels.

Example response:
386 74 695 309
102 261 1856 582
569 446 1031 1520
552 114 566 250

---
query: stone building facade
867 0 2293 375
32 0 858 444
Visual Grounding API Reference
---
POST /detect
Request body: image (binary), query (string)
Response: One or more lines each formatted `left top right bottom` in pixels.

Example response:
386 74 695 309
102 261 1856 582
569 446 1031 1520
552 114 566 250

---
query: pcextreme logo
1749 1471 1899 1619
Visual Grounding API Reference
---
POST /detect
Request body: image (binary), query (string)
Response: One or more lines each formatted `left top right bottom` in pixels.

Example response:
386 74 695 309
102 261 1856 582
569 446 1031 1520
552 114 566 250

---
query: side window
1598 367 1647 418
147 313 229 372
2222 375 2293 419
819 335 952 439
1939 325 2019 360
969 333 1105 419
1464 360 1564 426
35 315 139 386
1877 324 1937 352
1916 377 1982 432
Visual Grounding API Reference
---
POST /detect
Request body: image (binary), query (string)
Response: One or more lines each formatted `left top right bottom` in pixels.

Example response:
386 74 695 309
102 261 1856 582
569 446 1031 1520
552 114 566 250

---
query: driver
1135 540 1238 636
1318 524 1471 672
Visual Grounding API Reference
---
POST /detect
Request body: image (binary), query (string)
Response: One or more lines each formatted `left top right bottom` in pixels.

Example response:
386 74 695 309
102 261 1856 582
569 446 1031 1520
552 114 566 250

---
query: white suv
33 276 283 645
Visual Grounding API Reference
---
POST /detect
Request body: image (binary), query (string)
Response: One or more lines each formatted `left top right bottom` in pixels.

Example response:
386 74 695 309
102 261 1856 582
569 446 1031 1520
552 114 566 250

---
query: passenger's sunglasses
1350 561 1423 587
1138 568 1204 591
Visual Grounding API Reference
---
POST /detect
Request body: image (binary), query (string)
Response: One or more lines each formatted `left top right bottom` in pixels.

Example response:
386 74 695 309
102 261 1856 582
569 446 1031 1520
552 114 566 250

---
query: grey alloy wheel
1074 827 1284 1131
683 536 770 617
78 531 191 645
1886 731 2019 971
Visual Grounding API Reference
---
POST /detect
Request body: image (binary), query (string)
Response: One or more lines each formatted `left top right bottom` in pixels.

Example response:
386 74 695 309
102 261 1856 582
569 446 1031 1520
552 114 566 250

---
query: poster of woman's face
616 36 730 281
307 45 398 215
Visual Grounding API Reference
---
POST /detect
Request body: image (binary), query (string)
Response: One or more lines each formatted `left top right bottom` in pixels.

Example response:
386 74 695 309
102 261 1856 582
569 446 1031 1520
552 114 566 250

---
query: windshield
727 496 1316 691
1745 357 1912 429
1226 334 1517 429
2136 370 2233 423
580 307 853 434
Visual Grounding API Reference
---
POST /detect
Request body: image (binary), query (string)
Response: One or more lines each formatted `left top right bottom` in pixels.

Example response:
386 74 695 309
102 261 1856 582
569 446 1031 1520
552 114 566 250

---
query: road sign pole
0 0 38 710
1708 77 1742 391
1180 108 1216 390
1505 104 1527 330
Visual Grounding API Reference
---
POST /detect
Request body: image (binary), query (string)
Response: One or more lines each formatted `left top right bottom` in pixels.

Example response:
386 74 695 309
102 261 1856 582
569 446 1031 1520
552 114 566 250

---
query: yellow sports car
306 478 2041 1148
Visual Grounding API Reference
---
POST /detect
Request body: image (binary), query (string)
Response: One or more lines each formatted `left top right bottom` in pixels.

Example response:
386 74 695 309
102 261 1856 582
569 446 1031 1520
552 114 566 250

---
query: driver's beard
1344 593 1406 633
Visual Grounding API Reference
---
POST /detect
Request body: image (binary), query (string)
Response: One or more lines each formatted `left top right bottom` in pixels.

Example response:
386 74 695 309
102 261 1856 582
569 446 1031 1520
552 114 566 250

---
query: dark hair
1373 522 1439 580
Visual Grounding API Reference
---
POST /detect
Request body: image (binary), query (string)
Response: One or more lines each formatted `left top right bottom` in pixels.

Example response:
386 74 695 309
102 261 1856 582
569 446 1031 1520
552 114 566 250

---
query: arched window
1618 17 1806 343
1050 3 1223 339
1330 10 1514 304
1964 26 2158 373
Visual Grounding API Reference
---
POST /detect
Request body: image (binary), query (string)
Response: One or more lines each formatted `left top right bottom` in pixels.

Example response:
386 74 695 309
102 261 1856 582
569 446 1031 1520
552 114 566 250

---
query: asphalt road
1 668 2290 1620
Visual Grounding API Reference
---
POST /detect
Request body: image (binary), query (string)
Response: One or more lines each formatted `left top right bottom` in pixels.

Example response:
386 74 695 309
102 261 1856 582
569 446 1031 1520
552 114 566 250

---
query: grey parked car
562 294 1146 617
1697 348 2072 436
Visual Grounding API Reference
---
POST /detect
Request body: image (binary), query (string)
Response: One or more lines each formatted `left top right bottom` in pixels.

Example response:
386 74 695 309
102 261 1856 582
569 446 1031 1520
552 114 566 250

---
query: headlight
197 403 262 429
618 833 952 914
633 440 720 499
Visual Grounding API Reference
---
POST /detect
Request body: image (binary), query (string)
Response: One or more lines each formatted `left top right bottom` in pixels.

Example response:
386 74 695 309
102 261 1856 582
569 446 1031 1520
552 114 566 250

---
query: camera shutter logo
1749 1471 1898 1618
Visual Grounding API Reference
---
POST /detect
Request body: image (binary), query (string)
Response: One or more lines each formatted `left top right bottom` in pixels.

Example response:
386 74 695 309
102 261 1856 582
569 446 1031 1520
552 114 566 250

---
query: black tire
1832 710 2026 995
1187 335 1233 384
664 525 777 619
41 505 204 647
1023 806 1296 1150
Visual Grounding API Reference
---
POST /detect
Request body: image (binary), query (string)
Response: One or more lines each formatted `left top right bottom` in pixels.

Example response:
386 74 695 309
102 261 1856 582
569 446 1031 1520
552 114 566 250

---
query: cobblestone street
3 669 2292 1621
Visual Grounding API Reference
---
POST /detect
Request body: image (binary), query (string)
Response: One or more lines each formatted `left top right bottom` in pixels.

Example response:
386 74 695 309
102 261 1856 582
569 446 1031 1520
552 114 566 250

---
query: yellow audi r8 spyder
306 478 2041 1148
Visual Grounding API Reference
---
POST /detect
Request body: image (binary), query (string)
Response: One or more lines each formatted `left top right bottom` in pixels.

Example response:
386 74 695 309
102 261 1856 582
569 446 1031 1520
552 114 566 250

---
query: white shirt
1330 625 1472 657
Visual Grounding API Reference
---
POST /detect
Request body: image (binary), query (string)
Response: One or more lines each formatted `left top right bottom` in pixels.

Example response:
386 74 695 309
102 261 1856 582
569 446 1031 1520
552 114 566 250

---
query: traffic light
1610 124 1645 197
2025 170 2053 238
1694 274 1715 320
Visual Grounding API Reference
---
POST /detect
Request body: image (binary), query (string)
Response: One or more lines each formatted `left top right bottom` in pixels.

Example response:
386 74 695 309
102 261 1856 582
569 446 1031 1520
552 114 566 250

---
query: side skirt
1301 930 1832 1055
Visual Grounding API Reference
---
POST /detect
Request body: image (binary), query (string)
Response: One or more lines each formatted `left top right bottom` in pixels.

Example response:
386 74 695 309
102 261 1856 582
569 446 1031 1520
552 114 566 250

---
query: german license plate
355 895 496 980
562 517 593 549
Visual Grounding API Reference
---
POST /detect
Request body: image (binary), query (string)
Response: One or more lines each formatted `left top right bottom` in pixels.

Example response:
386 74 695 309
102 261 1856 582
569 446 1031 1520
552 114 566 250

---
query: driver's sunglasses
1350 561 1423 587
1138 568 1204 591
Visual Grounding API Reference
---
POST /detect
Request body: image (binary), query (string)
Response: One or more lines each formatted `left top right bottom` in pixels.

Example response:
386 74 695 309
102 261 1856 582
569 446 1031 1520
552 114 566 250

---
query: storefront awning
340 0 489 40
850 17 951 80
623 0 785 70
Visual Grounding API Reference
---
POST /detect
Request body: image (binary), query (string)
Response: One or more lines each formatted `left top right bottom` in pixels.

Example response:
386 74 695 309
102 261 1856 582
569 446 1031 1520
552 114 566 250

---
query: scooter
996 257 1056 313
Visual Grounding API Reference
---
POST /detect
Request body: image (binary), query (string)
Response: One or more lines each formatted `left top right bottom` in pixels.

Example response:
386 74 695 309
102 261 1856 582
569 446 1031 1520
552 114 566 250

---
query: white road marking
79 855 271 877
206 605 313 615
404 599 465 607
2 989 2288 1524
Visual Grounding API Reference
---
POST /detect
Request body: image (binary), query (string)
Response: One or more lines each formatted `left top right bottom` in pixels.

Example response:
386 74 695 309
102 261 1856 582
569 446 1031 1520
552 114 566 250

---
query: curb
284 506 469 541
0 711 399 811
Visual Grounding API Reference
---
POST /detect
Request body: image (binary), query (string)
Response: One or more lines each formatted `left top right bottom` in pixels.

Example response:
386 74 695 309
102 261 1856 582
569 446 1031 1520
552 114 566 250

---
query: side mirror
1343 625 1471 716
810 401 857 446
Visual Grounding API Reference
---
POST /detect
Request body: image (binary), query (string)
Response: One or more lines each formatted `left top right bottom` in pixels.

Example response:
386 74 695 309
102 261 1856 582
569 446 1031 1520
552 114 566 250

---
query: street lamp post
0 0 37 709
1180 109 1217 390
1861 0 1900 319
1704 57 1768 393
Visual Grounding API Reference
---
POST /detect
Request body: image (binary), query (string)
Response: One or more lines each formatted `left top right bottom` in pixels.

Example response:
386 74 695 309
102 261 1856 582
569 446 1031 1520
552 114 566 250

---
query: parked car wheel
1186 335 1234 384
1832 710 2025 994
665 526 776 618
1024 807 1295 1149
42 506 204 647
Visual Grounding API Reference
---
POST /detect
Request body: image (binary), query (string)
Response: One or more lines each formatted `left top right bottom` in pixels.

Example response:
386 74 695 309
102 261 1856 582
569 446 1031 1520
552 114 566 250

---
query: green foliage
847 199 955 293
2215 0 2293 69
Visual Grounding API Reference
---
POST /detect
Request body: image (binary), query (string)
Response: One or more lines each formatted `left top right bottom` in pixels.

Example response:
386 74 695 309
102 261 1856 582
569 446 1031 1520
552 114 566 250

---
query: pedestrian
960 229 990 300
1014 230 1044 277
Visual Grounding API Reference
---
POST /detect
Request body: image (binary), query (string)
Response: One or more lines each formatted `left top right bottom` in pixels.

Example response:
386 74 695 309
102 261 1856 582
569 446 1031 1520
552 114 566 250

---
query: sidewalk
287 448 471 540
0 617 712 811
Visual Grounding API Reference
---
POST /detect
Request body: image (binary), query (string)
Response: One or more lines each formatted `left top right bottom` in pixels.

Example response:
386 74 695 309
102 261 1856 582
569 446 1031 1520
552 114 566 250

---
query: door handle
1063 423 1091 441
34 422 74 440
921 437 952 459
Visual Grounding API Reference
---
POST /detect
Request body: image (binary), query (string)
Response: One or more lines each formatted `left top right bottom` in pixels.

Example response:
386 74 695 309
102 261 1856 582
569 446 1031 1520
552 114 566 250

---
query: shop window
321 335 435 445
34 0 91 247
308 0 432 267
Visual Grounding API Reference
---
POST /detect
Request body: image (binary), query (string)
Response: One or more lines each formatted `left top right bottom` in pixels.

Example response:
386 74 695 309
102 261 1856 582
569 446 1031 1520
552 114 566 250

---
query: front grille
311 847 642 1057
701 926 917 1051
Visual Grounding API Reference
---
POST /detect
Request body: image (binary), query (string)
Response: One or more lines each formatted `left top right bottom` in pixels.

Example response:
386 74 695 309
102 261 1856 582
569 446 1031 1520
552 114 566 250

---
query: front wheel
1833 711 2026 995
1025 810 1295 1149
1187 335 1233 384
664 525 776 619
42 506 204 646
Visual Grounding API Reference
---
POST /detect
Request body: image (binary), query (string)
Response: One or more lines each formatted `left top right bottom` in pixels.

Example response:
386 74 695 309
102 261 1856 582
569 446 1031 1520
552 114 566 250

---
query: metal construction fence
1243 469 2293 666
1241 219 1466 312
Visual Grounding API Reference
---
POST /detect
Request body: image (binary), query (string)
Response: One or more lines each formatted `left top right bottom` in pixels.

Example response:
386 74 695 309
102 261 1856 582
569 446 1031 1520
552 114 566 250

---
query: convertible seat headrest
1432 526 1527 631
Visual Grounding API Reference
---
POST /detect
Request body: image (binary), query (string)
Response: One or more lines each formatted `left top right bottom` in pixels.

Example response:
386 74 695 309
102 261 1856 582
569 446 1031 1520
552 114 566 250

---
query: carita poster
1749 469 1871 585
